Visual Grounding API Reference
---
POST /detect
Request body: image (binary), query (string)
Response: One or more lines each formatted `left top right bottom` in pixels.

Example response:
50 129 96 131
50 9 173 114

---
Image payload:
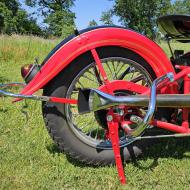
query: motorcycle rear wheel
42 46 163 166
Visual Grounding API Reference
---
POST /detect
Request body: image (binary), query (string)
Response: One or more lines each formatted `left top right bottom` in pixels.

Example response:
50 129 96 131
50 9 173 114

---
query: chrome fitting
107 115 113 122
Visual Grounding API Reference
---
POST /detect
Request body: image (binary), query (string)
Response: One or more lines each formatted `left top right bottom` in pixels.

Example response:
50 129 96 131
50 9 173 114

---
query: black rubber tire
42 46 159 166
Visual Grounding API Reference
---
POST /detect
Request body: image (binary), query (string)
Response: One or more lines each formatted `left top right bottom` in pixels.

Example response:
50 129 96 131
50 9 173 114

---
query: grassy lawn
0 34 190 190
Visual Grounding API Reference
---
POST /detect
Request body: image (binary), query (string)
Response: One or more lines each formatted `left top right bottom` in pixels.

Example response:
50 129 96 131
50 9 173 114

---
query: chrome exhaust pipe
78 89 190 113
78 90 190 113
78 73 177 114
78 72 177 137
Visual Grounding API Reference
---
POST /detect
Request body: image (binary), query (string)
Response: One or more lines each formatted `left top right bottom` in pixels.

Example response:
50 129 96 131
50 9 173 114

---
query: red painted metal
142 66 190 95
181 68 190 129
99 80 149 94
16 27 176 100
114 66 190 136
121 120 190 134
107 111 127 185
91 49 109 85
50 97 77 104
2 21 190 185
182 101 189 128
14 62 190 135
152 120 190 133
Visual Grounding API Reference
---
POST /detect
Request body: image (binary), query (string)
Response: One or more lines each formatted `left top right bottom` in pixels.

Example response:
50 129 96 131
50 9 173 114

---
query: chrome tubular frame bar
0 83 50 101
129 72 174 137
78 72 174 137
0 82 25 88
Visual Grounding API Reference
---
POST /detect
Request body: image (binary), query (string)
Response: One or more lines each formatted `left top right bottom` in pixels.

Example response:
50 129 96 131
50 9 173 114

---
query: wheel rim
65 57 152 149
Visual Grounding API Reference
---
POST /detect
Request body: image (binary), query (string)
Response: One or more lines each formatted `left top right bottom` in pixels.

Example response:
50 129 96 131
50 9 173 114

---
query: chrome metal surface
0 83 50 102
107 115 113 122
84 90 190 110
130 116 143 125
134 133 190 140
0 82 25 88
129 72 174 137
66 57 152 149
85 72 175 137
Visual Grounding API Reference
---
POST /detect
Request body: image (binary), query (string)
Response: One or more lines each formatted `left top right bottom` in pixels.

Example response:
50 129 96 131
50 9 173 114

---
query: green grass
0 34 190 190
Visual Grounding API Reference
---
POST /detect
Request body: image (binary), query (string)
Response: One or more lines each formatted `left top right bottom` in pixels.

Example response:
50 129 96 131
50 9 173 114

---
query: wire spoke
82 74 99 85
130 67 136 80
118 66 131 80
115 60 121 75
105 61 114 80
86 69 101 86
116 62 127 77
130 74 144 83
77 80 85 88
111 61 117 79
92 65 103 85
65 57 152 149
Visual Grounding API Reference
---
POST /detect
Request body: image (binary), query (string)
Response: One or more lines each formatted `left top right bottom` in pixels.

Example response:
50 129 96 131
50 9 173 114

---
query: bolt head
107 115 113 121
131 116 137 122
119 109 124 116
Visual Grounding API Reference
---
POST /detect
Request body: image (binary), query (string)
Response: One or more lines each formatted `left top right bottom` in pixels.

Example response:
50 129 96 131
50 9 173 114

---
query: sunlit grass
0 35 190 189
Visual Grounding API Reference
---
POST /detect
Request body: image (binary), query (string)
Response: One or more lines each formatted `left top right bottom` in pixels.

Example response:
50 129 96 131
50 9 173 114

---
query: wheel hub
94 82 146 137
66 57 152 149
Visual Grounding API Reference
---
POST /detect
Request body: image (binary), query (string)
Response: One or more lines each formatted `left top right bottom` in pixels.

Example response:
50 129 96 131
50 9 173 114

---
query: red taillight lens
21 64 34 79
21 64 40 83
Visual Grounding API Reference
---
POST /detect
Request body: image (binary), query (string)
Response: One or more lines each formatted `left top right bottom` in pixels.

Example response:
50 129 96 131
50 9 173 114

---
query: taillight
21 64 40 83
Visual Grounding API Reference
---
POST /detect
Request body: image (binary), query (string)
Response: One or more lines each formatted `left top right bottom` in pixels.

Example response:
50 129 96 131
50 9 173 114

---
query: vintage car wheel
42 46 169 166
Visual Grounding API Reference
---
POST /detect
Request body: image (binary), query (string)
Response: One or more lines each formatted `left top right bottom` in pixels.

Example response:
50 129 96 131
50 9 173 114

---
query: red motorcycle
1 15 190 184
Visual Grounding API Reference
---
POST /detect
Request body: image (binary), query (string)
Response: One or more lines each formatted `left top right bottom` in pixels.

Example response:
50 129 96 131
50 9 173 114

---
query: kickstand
107 118 127 184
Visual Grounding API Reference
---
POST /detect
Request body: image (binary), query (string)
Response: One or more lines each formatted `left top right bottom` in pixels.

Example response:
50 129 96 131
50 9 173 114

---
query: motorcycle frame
84 63 190 185
145 65 190 134
14 51 190 135
1 26 190 185
94 63 190 135
13 27 190 135
76 51 190 135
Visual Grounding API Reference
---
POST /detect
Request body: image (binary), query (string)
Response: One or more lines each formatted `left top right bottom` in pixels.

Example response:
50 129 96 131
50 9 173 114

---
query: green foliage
45 10 75 38
13 10 42 35
25 0 76 37
100 10 114 25
0 35 190 189
0 0 19 16
110 0 190 39
88 19 98 27
25 0 75 11
0 2 15 34
112 0 172 39
172 0 190 14
0 0 42 35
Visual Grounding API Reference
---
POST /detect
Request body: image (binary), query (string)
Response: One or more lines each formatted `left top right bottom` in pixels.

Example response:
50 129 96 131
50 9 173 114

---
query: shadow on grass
46 143 100 168
131 137 190 170
46 137 190 170
0 108 8 113
44 105 190 170
46 143 62 154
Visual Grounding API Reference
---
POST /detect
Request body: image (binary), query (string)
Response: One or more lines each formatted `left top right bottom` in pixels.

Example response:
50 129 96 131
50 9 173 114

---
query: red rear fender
18 26 176 97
